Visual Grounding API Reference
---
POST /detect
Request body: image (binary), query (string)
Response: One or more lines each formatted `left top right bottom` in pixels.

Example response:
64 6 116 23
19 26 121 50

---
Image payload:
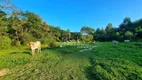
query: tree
0 9 6 17
81 34 93 42
115 32 123 41
119 17 133 34
105 23 115 41
71 32 81 41
124 31 133 40
0 10 7 37
123 17 131 25
80 26 95 35
96 28 101 34
101 28 106 34
67 29 71 41
116 32 120 36
0 0 21 12
94 28 101 41
105 23 113 33
136 29 142 38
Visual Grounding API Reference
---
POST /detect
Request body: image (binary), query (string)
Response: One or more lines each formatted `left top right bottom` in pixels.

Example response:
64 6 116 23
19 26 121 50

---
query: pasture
0 42 142 80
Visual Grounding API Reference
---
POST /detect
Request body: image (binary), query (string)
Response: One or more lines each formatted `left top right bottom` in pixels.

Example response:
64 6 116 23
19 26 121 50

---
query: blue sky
9 0 142 32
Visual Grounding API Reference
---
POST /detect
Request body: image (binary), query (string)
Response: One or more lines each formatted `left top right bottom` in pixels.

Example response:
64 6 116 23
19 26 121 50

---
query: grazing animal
124 40 130 42
112 40 119 44
27 41 41 56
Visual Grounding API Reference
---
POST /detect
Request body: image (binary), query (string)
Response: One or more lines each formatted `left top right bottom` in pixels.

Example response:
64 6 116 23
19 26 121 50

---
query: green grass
0 42 142 80
90 42 142 80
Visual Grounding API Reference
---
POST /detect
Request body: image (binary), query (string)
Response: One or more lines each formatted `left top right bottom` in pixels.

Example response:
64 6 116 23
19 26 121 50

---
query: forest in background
0 1 142 49
0 1 142 79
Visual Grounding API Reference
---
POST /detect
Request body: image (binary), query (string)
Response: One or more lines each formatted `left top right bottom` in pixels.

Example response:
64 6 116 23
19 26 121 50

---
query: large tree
80 26 95 35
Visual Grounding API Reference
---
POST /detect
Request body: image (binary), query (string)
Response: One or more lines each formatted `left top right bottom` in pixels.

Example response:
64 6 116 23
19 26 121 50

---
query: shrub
81 34 93 42
71 39 76 42
21 33 35 45
41 37 58 48
15 41 21 46
48 41 58 48
0 36 12 49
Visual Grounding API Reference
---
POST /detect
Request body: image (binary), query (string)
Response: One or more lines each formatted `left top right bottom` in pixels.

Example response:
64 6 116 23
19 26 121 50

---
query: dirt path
0 69 9 77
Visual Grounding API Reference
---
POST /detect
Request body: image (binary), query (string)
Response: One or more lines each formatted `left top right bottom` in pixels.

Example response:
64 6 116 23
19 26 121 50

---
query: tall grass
90 42 142 80
0 42 142 80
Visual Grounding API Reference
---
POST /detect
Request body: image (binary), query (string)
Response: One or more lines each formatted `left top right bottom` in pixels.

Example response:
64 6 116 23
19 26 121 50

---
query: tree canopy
1 1 142 48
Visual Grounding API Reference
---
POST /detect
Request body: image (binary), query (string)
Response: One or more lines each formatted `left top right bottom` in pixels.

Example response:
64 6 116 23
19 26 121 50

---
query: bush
71 39 76 42
21 33 35 45
48 41 58 48
15 41 21 46
42 36 58 48
0 36 12 49
81 34 93 42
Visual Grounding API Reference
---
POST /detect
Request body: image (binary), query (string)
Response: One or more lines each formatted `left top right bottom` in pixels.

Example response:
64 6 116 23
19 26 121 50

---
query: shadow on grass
84 66 96 80
10 51 32 56
41 47 48 50
83 57 96 80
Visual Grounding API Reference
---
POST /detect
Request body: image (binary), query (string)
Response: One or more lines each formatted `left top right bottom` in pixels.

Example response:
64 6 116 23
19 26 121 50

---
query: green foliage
1 7 142 45
91 57 142 80
0 42 142 80
1 3 142 46
71 32 81 41
71 39 76 42
45 36 58 48
105 23 113 33
124 31 133 40
48 41 58 48
89 42 142 80
81 34 93 42
15 41 21 46
0 10 6 17
93 17 142 41
115 32 120 36
0 10 8 37
0 36 11 49
137 29 142 38
80 26 95 35
0 9 67 46
1 44 91 80
1 2 142 80
123 17 131 24
21 33 35 45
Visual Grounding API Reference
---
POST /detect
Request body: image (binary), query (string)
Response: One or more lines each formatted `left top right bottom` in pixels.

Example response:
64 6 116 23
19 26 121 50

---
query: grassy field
0 42 142 80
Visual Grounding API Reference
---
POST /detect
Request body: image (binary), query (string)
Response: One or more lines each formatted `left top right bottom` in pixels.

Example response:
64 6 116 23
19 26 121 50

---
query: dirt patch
0 69 9 77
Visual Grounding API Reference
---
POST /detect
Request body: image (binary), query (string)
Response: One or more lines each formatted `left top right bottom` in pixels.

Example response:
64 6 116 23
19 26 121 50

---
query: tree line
0 8 142 48
0 9 73 47
75 17 142 42
95 17 142 42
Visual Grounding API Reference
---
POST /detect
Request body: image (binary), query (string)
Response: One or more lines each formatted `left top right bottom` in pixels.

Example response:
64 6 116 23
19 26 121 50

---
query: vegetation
0 42 141 80
1 1 142 49
0 1 142 80
90 42 142 80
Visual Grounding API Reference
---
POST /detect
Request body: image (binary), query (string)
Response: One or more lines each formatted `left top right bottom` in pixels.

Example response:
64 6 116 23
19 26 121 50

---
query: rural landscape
0 0 142 80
